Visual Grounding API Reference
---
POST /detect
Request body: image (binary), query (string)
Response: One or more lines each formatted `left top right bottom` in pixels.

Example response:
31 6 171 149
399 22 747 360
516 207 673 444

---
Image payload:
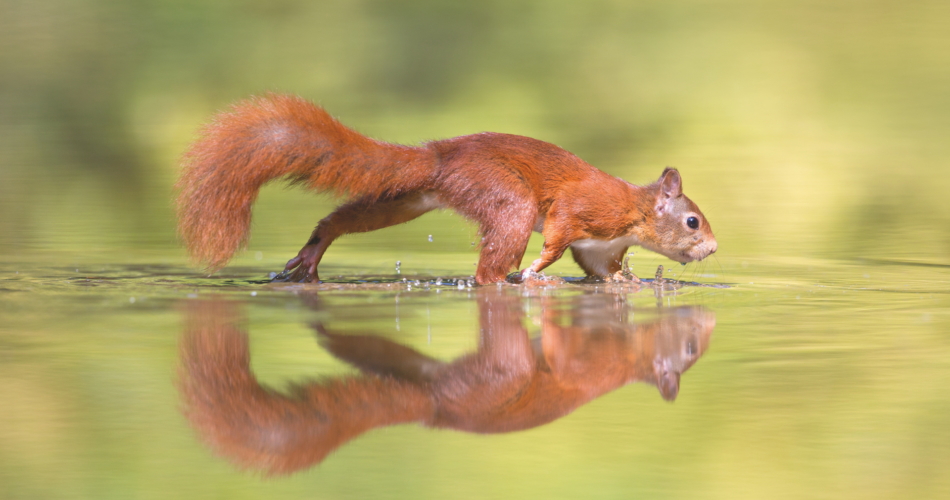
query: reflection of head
540 298 715 403
178 289 716 475
652 307 716 401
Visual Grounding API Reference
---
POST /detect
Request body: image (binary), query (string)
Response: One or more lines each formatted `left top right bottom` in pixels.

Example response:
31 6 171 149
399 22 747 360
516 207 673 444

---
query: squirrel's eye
686 216 699 229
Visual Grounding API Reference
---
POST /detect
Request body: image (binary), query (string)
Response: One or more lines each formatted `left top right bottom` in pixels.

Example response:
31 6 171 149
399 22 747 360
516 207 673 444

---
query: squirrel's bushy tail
176 93 435 271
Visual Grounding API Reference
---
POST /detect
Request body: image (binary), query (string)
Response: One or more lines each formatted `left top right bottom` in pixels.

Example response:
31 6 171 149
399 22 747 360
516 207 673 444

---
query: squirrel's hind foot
273 246 322 283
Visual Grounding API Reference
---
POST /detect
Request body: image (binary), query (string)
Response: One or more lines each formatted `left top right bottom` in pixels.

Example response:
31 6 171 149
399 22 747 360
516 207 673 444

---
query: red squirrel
178 291 714 474
176 94 717 283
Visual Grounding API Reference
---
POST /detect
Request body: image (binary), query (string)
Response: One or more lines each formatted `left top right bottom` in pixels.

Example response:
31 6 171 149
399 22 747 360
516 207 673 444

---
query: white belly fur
410 191 444 212
569 236 641 276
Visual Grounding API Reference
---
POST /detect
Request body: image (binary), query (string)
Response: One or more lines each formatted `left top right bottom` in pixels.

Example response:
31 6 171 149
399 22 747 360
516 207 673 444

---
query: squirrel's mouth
669 250 694 264
653 240 716 264
683 240 718 262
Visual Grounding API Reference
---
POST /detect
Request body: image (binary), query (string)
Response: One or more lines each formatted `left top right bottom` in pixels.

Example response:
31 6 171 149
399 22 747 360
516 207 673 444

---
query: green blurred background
2 0 948 263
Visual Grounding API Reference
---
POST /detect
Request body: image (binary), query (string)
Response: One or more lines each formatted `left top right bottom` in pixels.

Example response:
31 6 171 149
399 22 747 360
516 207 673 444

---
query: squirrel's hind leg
473 204 537 284
314 324 445 384
280 192 439 282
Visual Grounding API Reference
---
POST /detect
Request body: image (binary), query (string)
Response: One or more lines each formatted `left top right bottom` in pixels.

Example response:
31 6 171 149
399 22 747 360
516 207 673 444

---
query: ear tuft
659 167 683 198
657 371 680 402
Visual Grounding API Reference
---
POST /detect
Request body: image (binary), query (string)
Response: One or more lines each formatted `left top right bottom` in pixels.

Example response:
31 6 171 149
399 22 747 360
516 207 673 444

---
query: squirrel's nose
708 239 718 255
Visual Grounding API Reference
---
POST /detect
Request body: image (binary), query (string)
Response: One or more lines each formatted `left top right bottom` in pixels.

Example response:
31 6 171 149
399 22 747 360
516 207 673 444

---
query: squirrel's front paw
505 270 527 284
506 269 563 286
505 268 537 284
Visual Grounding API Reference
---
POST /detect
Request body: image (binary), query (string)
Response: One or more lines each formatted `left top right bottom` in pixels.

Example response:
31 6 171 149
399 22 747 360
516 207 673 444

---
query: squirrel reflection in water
178 288 715 475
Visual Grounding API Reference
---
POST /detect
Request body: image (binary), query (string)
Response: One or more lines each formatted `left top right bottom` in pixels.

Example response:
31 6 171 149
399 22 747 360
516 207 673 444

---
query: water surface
1 253 947 499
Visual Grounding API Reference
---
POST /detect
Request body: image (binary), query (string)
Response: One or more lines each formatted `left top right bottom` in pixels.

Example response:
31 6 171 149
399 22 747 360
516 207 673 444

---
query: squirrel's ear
653 357 681 402
656 371 680 402
654 168 682 215
659 167 683 199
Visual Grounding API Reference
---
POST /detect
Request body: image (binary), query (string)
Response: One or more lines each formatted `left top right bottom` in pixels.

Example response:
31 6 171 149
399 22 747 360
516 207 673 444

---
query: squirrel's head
651 306 716 401
646 168 717 263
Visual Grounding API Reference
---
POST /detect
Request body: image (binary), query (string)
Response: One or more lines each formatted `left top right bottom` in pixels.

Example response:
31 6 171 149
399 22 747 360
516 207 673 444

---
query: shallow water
1 250 948 499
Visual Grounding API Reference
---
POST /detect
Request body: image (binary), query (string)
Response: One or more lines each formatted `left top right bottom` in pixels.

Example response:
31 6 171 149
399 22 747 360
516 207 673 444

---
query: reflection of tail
178 301 433 475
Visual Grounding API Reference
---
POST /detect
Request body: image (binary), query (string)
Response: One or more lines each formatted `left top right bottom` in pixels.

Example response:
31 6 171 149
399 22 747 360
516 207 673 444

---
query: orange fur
177 300 432 475
178 291 715 474
176 94 717 283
